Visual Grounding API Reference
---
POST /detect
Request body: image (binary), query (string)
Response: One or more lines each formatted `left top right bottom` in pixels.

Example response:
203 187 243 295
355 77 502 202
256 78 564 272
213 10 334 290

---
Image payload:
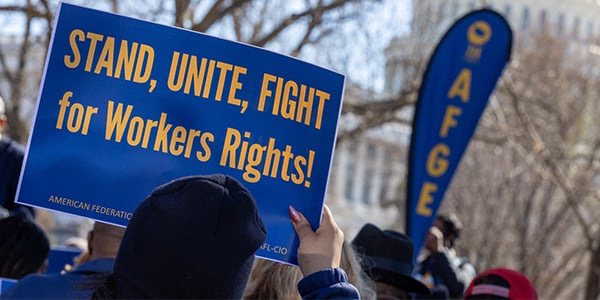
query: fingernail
289 205 301 223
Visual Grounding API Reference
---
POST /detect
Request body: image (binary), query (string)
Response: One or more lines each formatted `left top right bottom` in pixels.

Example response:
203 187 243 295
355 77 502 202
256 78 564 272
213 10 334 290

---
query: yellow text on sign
257 73 330 130
63 29 155 88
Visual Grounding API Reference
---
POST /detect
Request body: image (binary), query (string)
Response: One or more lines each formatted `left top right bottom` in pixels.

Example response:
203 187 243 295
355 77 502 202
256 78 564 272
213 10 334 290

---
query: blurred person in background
243 258 303 299
342 240 378 299
462 268 537 300
352 223 432 300
0 96 33 220
63 236 90 271
414 214 476 299
0 215 50 280
1 221 125 299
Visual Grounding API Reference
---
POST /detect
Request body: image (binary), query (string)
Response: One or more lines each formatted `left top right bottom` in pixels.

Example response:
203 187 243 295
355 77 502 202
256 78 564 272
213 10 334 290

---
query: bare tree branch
502 73 596 247
251 0 358 47
174 0 190 27
190 0 251 33
0 5 50 19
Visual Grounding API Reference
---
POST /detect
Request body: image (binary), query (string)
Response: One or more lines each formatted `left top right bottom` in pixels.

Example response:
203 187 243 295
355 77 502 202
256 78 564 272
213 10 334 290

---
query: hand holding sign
17 2 345 265
290 205 343 277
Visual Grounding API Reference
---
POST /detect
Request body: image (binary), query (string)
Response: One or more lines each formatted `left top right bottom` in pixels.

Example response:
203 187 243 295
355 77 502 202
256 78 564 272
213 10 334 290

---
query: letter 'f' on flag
406 9 512 260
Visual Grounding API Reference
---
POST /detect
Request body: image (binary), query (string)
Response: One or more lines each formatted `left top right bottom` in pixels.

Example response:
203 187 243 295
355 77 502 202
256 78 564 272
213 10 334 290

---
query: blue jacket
298 268 360 299
0 258 114 299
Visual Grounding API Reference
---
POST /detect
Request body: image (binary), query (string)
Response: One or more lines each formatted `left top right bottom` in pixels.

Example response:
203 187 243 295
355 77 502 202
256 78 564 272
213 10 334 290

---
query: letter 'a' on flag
406 9 512 260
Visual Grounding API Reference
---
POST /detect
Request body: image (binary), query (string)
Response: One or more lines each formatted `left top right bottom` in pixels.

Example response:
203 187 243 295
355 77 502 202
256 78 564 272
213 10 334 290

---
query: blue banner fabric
17 3 344 265
406 9 512 259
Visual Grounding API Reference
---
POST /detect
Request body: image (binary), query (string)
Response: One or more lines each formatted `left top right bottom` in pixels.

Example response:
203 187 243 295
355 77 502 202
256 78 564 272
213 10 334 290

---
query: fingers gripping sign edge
289 205 315 240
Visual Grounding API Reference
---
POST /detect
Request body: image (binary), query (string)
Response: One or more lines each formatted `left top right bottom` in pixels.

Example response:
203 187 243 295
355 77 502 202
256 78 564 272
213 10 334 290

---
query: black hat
436 213 462 239
352 223 430 295
113 174 266 299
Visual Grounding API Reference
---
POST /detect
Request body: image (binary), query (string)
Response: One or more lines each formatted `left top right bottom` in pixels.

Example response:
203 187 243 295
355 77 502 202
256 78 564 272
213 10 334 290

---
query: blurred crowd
0 95 538 299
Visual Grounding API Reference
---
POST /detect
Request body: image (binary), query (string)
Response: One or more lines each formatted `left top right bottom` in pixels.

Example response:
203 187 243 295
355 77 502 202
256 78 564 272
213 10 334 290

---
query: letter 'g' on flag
406 9 512 260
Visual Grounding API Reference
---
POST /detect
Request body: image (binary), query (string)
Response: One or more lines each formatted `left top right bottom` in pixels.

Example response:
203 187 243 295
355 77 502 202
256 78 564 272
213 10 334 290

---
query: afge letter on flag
406 9 512 260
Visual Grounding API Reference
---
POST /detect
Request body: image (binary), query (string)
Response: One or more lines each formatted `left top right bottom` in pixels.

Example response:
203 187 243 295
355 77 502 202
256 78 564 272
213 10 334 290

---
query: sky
347 0 412 92
0 0 412 94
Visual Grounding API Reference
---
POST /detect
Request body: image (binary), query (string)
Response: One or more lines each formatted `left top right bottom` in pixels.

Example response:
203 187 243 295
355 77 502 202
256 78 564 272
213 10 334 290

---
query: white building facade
326 0 600 239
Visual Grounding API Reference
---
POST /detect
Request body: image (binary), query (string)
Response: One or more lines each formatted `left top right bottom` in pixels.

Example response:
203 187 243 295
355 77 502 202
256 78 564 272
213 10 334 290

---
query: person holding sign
91 174 358 299
290 206 361 299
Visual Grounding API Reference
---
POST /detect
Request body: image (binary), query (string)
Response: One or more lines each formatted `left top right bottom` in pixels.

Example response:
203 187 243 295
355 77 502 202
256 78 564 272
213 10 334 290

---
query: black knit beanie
112 174 266 299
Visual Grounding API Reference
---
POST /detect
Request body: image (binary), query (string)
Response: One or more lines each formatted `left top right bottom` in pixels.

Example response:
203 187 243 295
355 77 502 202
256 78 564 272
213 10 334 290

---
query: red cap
463 268 538 300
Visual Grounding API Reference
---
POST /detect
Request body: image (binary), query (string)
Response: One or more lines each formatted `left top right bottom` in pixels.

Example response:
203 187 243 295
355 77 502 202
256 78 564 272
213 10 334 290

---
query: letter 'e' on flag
406 9 512 260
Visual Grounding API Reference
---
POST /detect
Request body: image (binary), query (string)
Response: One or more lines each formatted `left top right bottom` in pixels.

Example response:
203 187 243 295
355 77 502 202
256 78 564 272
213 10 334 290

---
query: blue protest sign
0 278 17 295
17 3 344 265
406 9 512 259
45 246 83 274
